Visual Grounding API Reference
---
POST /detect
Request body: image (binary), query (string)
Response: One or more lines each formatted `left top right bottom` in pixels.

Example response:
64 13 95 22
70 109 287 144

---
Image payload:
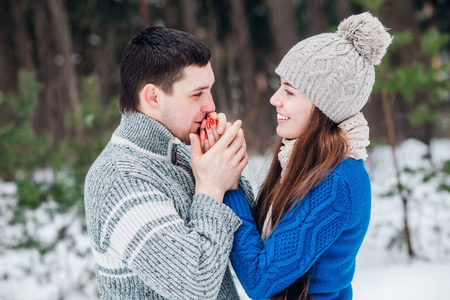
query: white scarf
261 112 369 241
338 113 370 160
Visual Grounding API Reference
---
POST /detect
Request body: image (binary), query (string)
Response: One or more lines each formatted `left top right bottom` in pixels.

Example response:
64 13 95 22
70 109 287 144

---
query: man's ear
140 83 159 110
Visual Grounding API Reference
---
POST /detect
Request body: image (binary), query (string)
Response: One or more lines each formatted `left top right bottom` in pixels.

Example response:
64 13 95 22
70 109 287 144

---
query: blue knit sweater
224 159 371 300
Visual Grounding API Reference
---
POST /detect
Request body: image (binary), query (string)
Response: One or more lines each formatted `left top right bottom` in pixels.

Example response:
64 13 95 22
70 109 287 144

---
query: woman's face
270 77 315 139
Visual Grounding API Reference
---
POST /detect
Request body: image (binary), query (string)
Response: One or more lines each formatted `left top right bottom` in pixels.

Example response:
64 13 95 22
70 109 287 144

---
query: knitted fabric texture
262 114 370 241
84 112 254 300
224 159 371 300
275 12 392 123
338 112 370 160
278 138 297 179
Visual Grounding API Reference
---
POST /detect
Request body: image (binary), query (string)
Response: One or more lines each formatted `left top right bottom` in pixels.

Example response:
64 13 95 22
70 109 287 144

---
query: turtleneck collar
111 112 184 164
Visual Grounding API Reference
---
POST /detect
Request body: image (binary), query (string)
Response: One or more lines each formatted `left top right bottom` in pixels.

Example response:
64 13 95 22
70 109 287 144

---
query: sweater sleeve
98 176 242 300
223 176 351 300
238 175 256 208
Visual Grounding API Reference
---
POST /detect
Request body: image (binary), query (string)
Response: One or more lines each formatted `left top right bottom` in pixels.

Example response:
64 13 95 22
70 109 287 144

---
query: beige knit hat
275 12 392 123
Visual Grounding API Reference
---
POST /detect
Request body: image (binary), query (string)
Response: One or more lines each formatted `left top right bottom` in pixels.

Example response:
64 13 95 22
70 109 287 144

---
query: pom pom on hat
337 12 393 65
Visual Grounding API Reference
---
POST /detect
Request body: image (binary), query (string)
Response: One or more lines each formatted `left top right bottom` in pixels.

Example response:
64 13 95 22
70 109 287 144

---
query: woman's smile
277 113 290 122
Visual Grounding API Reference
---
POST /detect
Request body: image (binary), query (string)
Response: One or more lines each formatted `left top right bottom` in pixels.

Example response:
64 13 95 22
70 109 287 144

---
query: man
84 26 253 299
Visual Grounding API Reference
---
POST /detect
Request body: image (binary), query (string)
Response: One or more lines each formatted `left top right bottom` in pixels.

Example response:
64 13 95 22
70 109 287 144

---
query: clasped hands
190 112 248 203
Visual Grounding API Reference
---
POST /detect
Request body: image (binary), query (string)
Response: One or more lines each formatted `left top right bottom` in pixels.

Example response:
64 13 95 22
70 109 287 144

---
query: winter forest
0 0 449 299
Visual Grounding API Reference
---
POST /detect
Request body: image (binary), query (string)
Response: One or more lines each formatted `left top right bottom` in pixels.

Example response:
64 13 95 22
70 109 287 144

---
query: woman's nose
270 90 282 107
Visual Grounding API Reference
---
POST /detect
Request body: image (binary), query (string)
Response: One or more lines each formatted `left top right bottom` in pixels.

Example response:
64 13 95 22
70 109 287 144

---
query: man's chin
177 128 198 145
180 133 192 145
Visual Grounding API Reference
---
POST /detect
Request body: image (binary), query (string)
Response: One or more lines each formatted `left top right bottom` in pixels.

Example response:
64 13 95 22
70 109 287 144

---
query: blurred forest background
0 0 449 298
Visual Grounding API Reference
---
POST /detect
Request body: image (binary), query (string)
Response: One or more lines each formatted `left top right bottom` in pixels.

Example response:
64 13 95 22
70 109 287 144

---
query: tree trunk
0 0 18 93
381 87 415 258
161 0 180 29
366 3 435 144
385 0 435 144
229 0 256 111
228 0 274 152
11 0 35 72
32 0 66 141
47 0 80 114
95 26 117 103
304 0 327 36
137 0 151 28
266 0 298 62
335 0 353 20
203 0 229 112
382 0 434 144
180 0 198 34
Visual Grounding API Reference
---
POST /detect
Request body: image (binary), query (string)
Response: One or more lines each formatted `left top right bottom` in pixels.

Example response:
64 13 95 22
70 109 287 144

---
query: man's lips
194 117 210 134
194 121 203 134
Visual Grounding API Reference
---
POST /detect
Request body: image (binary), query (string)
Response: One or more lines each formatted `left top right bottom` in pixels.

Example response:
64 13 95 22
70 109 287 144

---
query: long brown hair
253 106 348 300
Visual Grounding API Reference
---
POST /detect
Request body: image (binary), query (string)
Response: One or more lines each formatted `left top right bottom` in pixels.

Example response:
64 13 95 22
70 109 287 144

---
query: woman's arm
224 175 351 300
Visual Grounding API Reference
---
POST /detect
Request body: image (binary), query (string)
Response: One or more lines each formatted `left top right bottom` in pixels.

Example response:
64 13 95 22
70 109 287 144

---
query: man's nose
202 92 215 113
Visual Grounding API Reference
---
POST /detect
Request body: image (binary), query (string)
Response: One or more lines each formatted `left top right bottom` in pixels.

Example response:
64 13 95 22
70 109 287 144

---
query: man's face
157 63 215 144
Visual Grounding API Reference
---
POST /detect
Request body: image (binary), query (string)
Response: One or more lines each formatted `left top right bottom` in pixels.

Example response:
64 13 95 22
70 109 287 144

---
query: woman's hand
206 112 227 135
200 117 219 153
199 112 244 191
190 120 248 203
199 112 228 153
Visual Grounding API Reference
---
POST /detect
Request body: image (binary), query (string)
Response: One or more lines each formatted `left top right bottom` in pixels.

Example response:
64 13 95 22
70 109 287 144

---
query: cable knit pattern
262 119 369 242
339 112 370 160
224 159 371 300
84 112 254 300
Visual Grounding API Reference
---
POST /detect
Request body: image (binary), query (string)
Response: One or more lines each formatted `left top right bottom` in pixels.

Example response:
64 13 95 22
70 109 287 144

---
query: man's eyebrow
191 81 215 92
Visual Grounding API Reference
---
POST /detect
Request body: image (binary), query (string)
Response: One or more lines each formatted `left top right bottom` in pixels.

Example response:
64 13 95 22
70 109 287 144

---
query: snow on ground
1 138 449 299
350 138 450 300
353 260 450 300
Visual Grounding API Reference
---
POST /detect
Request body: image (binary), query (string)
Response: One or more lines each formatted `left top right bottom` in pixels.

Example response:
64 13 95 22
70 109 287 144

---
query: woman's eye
193 92 203 97
285 90 293 96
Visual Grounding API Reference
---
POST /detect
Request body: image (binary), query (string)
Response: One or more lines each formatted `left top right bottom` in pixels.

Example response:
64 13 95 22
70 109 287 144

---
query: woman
191 12 392 300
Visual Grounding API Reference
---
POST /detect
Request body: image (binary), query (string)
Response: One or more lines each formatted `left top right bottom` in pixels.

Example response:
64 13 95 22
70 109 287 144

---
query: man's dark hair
119 26 212 113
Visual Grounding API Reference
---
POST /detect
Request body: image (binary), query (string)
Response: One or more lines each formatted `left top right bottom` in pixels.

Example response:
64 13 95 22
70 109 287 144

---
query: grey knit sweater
84 112 253 300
